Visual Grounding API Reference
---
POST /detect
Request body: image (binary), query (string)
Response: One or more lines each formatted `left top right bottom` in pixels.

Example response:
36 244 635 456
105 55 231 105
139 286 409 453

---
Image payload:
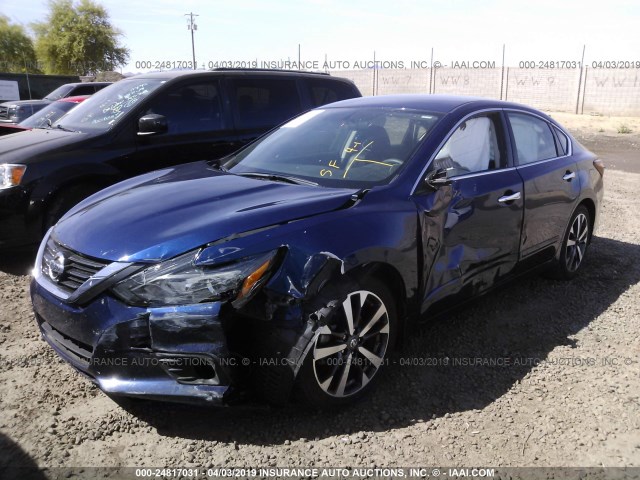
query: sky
1 0 639 74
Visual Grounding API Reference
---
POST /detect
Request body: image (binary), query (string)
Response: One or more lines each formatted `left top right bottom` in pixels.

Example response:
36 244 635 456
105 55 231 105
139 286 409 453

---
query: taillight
593 159 605 177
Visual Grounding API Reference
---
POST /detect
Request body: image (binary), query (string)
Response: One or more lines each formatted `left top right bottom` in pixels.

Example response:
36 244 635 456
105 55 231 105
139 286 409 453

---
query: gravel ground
1 116 639 473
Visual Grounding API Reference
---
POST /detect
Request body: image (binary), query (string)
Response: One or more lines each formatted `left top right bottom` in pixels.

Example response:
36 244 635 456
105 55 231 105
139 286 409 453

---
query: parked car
0 69 361 250
0 82 111 124
31 94 604 407
0 96 90 137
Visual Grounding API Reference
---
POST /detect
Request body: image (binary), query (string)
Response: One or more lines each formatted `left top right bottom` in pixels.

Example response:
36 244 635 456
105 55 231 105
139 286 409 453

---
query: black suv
0 82 112 124
0 69 361 250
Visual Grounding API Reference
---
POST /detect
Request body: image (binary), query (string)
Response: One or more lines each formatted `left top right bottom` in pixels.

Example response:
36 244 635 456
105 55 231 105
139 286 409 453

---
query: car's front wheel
45 184 99 231
297 277 396 408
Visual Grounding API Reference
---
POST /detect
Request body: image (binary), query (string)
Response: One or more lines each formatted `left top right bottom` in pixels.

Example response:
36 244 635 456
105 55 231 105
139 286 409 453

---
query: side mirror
137 114 168 136
425 168 452 188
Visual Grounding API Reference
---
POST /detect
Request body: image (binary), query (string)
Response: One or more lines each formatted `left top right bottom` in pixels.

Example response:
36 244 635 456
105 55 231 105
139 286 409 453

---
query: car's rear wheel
297 277 396 408
550 205 591 280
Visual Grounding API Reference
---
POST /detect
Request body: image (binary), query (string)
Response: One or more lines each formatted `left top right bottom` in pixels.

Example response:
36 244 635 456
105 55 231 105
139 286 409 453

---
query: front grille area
42 239 110 293
41 321 94 367
0 106 9 120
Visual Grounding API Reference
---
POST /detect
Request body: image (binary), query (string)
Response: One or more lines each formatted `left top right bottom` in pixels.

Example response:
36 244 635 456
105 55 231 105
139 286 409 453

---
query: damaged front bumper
28 226 369 406
30 280 238 405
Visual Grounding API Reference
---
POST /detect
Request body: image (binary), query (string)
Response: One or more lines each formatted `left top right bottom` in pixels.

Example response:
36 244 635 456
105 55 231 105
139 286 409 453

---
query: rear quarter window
551 125 570 156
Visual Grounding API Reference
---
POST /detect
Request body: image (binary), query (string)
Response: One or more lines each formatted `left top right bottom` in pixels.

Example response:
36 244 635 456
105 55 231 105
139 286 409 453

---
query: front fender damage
229 249 358 404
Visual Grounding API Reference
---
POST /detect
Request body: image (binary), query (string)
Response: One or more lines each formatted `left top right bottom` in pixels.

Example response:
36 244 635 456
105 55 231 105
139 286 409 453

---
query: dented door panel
413 169 524 313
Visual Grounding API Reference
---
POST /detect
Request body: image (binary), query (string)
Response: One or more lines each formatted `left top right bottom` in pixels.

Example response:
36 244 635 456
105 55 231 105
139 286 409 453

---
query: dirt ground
0 113 639 474
548 111 640 173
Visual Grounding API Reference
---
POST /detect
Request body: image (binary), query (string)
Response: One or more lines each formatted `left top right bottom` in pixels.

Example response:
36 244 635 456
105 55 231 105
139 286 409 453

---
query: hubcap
312 290 390 398
565 213 589 272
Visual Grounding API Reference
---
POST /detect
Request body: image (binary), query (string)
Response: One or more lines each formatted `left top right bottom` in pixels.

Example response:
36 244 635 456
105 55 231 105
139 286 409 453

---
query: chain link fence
332 68 640 116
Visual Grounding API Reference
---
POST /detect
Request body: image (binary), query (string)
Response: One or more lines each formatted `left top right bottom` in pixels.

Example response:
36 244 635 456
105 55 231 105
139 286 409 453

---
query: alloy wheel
312 290 390 398
565 212 589 272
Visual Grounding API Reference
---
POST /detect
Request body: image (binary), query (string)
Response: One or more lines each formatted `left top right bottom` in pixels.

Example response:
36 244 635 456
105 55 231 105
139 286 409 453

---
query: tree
0 15 41 73
33 0 129 75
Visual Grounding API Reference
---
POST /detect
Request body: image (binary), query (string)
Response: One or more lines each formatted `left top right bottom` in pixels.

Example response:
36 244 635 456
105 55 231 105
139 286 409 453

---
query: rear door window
228 78 301 129
307 78 358 107
507 112 559 164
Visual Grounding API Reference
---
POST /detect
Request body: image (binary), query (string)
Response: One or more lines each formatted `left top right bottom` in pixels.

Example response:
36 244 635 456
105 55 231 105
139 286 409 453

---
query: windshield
19 101 79 129
54 78 165 133
43 85 74 101
225 107 442 188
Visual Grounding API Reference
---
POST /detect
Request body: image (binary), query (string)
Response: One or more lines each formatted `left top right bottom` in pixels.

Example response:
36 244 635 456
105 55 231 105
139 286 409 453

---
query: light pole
185 12 199 69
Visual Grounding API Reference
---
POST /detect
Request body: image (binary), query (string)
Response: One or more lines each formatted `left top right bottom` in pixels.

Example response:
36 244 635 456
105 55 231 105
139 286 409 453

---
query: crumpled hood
53 161 357 262
0 128 82 161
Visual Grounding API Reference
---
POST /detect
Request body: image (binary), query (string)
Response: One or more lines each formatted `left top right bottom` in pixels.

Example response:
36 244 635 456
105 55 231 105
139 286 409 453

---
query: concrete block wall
332 68 640 116
432 68 503 99
504 69 580 112
581 69 640 116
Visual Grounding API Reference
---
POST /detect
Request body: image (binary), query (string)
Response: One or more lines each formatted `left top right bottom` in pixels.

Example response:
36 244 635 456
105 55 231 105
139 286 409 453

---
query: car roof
324 94 538 114
61 82 112 87
132 69 343 80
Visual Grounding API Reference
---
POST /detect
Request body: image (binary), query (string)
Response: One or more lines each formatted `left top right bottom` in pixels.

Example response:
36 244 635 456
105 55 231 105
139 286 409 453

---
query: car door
132 79 235 172
506 111 579 260
412 111 524 313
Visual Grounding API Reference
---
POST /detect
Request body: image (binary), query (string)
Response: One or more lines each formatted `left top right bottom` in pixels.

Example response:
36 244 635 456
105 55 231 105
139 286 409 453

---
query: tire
44 184 98 231
296 277 396 408
549 205 591 280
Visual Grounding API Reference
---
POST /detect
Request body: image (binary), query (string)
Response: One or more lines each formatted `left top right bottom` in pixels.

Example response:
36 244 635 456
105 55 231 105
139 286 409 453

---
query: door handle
498 191 521 203
563 171 576 181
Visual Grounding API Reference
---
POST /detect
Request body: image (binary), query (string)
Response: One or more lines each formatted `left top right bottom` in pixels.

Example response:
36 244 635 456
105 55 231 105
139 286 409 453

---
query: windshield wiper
54 124 75 133
237 172 318 186
208 158 228 172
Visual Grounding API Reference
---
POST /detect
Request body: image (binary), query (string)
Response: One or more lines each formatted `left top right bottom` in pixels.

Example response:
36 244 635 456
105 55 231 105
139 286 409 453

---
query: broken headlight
111 249 277 307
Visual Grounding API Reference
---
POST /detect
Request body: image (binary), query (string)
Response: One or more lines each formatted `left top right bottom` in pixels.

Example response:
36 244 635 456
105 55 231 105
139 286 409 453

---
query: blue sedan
30 95 604 407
